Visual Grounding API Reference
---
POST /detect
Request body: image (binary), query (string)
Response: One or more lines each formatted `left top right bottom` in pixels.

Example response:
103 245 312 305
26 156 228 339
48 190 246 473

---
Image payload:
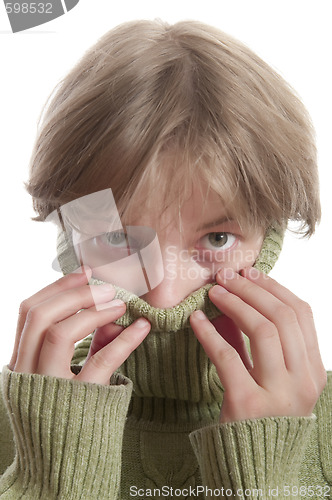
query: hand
190 267 327 423
9 266 151 385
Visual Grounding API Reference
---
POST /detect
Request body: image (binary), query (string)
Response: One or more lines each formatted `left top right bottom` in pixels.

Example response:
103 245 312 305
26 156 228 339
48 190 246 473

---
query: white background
0 0 331 369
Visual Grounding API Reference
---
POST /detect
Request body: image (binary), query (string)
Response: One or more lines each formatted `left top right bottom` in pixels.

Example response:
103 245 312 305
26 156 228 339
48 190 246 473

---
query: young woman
0 20 330 499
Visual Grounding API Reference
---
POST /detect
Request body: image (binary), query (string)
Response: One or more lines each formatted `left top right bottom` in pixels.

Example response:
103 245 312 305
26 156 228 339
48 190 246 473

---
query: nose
140 245 213 308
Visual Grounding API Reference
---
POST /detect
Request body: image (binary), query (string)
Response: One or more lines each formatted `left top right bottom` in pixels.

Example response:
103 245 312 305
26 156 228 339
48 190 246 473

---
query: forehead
124 182 232 231
178 184 230 225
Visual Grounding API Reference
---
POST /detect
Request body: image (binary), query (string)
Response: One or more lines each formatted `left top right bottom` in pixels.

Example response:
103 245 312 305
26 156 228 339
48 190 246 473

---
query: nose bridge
162 241 216 280
141 242 211 308
162 243 194 280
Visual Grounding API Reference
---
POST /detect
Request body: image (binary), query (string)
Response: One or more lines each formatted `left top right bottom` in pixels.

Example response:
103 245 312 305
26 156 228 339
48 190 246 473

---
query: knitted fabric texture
1 224 331 499
57 224 284 404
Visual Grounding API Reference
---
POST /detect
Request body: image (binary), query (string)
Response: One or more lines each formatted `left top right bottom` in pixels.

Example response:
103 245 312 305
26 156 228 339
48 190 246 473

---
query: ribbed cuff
312 371 332 485
0 366 132 499
190 415 316 499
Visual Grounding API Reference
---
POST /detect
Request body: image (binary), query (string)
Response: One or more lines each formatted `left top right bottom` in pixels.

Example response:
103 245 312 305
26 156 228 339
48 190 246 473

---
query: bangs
114 146 264 235
27 20 320 237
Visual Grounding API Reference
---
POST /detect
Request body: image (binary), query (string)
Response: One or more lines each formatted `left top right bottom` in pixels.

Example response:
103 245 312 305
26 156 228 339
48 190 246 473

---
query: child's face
72 185 264 308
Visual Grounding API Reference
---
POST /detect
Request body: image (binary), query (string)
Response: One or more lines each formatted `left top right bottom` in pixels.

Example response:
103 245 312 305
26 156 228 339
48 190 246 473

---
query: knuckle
19 299 32 317
217 345 239 364
45 323 67 345
255 320 277 340
89 350 112 370
266 275 277 287
297 299 314 320
243 281 258 296
62 285 89 307
115 334 136 354
55 272 82 291
25 305 43 326
204 325 218 336
294 364 327 407
294 369 322 406
227 389 264 418
274 304 297 324
72 285 89 302
51 277 65 294
88 330 140 372
300 381 320 406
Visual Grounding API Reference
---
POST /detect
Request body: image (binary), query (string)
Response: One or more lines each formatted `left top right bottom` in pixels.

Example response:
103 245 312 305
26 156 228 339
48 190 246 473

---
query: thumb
86 323 124 362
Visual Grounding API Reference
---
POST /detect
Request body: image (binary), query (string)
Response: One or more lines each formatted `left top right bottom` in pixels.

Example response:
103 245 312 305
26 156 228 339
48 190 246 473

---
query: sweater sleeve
189 371 332 500
0 365 133 500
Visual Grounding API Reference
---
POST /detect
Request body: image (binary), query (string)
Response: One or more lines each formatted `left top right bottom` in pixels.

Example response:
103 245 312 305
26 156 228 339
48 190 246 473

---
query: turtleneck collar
58 225 284 426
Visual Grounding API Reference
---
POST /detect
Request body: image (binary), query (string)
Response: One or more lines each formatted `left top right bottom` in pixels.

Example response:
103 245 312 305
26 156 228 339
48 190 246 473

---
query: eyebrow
196 216 236 231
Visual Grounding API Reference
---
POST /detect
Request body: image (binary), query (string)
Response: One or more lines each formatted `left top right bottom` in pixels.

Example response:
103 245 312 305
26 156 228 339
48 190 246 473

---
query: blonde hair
26 19 320 236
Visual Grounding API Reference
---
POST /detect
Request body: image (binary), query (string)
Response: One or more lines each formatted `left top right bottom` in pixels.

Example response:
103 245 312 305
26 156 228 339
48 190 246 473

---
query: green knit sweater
0 227 331 499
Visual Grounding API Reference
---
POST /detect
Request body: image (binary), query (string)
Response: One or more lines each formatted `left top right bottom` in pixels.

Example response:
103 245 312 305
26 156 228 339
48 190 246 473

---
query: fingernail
93 284 114 296
109 299 125 308
97 299 125 311
135 318 150 328
212 285 229 295
193 310 206 320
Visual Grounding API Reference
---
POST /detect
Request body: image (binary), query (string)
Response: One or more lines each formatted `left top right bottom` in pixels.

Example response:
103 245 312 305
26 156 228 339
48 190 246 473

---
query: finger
210 315 253 371
78 318 151 385
36 300 126 377
241 267 323 372
208 283 287 386
86 323 124 362
215 269 307 372
9 266 92 370
14 282 115 373
190 310 256 393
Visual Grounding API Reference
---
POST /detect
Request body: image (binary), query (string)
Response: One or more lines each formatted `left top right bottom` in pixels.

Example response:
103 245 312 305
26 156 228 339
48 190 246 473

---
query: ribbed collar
58 225 284 426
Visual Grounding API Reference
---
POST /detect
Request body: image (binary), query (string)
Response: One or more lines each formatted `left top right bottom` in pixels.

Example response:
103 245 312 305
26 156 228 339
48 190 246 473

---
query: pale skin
9 187 327 423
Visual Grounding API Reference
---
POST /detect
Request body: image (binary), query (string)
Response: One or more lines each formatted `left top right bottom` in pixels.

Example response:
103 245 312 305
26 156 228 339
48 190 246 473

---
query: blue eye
98 230 142 252
199 232 237 251
103 231 128 247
